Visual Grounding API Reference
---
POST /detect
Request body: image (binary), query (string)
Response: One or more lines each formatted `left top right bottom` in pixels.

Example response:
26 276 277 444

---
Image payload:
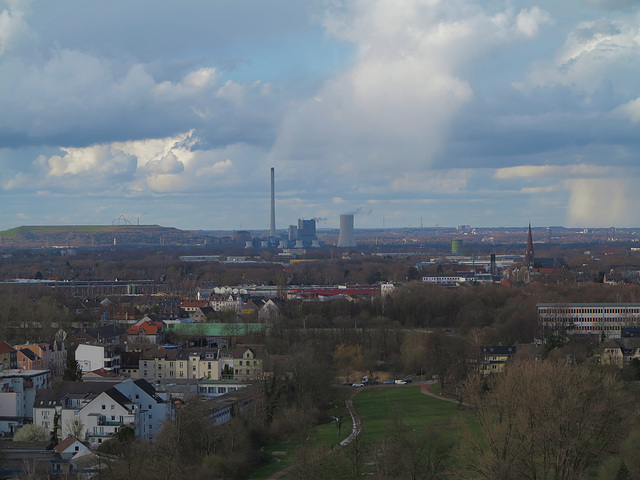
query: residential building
179 300 209 314
139 347 180 380
138 346 221 381
126 317 165 344
14 341 66 376
17 348 44 370
233 344 265 380
189 306 215 323
0 341 18 370
33 378 170 446
54 435 89 460
75 344 120 374
538 303 640 339
0 369 52 434
197 379 248 398
184 348 220 380
209 294 237 312
601 338 640 367
479 346 516 374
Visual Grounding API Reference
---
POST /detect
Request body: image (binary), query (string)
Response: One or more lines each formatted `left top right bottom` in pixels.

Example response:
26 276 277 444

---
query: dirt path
266 390 361 480
266 383 458 480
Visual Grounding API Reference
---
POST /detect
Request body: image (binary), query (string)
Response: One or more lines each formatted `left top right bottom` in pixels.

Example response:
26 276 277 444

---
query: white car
352 383 365 387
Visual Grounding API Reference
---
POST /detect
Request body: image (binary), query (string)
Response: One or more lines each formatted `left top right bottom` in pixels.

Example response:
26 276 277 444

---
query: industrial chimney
270 167 276 238
337 214 356 247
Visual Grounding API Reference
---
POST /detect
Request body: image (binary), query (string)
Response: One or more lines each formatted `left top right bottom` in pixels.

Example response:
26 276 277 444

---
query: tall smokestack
270 167 276 238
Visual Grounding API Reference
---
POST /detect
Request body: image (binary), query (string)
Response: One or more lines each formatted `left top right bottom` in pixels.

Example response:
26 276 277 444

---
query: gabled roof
18 348 39 361
34 381 116 407
133 378 164 402
180 300 209 308
603 338 640 350
83 325 127 340
139 346 179 360
0 340 17 354
88 368 119 378
105 387 135 409
233 344 265 358
127 321 162 336
481 345 516 356
54 436 84 454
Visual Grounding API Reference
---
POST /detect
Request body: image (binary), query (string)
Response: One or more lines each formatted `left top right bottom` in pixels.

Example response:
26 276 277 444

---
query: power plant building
287 219 319 248
337 214 356 247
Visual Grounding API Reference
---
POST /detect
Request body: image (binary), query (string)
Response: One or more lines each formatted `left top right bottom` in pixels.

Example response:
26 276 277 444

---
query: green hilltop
0 225 209 247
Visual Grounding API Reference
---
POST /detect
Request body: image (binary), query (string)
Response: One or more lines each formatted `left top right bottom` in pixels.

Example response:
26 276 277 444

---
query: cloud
144 151 185 175
391 170 470 193
516 18 640 96
271 0 552 177
565 178 638 226
495 164 611 179
582 0 640 10
45 145 136 178
516 7 553 38
0 1 37 56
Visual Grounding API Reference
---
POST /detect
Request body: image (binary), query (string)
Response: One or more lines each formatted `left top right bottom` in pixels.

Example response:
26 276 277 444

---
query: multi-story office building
538 303 640 339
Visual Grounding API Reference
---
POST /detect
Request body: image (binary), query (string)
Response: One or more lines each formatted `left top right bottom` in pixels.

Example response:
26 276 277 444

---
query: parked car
352 383 365 387
383 380 394 385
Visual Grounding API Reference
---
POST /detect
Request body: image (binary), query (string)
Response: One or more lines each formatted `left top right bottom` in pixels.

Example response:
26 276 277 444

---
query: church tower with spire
524 223 535 269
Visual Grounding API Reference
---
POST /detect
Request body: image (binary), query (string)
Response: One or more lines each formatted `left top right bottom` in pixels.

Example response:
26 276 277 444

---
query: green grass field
248 414 354 480
249 385 476 479
353 385 471 445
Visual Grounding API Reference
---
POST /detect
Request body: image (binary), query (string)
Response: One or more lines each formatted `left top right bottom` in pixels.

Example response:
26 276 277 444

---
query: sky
3 0 640 231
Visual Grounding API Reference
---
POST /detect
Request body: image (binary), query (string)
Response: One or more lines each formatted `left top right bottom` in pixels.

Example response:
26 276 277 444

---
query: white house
33 378 170 446
0 369 51 435
75 344 120 374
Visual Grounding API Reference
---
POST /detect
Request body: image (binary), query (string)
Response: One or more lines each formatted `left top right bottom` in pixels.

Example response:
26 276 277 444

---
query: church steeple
525 223 535 269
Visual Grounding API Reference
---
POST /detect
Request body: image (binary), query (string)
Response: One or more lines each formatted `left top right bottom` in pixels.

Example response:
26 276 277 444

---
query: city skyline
3 0 640 231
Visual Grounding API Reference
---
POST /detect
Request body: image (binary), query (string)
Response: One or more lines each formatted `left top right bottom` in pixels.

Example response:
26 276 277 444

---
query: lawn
249 385 478 480
248 414 353 480
353 385 470 445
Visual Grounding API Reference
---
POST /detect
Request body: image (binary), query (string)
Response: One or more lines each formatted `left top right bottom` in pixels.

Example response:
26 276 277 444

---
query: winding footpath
265 382 444 480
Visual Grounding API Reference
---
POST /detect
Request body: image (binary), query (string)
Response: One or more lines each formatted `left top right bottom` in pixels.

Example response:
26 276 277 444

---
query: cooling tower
337 214 356 247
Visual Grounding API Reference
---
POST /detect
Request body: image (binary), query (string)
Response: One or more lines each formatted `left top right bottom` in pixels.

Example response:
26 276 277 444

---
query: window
102 405 105 410
208 362 211 369
111 416 115 421
149 415 153 419
239 360 242 366
111 405 115 410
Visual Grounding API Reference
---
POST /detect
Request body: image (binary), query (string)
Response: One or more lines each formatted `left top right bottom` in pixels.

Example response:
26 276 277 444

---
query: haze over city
3 0 640 231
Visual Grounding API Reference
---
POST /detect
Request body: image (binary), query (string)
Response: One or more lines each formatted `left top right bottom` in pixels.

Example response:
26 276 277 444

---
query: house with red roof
126 316 165 345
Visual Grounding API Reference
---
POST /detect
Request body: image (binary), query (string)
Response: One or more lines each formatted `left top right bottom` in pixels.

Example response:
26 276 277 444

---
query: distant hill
0 225 214 248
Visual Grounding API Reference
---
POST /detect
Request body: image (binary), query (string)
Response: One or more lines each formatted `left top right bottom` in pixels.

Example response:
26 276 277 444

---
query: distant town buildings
538 303 640 339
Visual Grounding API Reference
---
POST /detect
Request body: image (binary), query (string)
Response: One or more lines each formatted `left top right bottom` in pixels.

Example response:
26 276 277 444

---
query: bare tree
64 417 85 440
462 359 632 480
